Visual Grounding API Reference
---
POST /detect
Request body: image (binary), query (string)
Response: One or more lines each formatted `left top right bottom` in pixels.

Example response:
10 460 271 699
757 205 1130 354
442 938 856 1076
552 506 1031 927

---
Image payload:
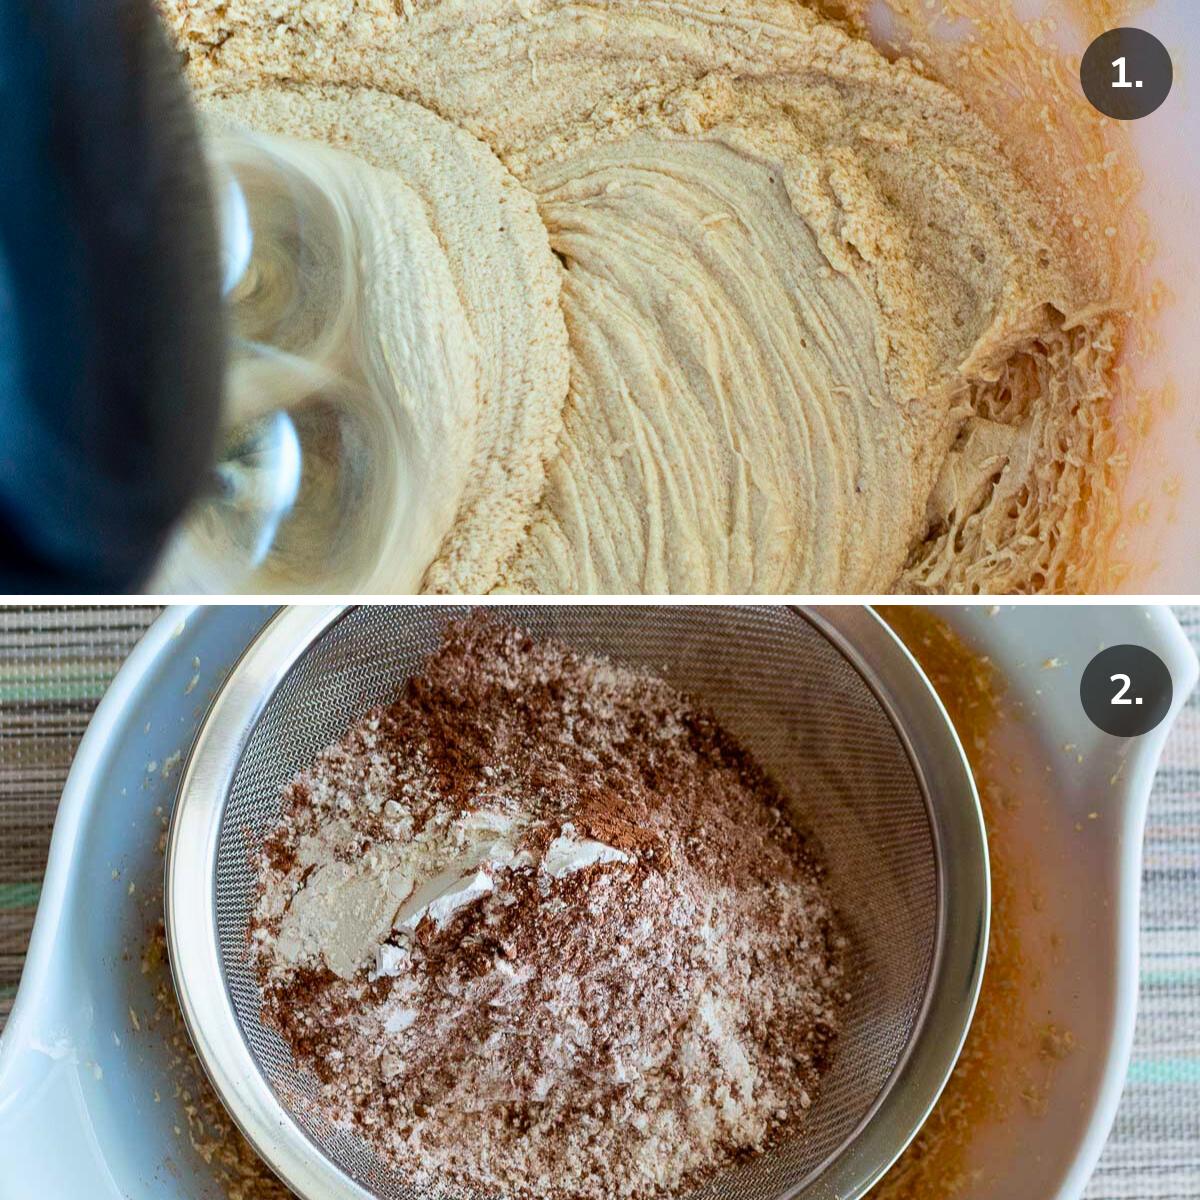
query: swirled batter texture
165 0 1120 594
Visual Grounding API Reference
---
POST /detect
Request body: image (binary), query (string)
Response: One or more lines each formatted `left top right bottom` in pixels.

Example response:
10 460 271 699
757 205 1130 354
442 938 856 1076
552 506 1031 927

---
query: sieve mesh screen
212 605 938 1200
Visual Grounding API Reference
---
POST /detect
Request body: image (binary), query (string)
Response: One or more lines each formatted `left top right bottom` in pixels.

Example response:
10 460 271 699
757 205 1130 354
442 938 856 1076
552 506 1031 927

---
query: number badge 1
1081 28 1173 120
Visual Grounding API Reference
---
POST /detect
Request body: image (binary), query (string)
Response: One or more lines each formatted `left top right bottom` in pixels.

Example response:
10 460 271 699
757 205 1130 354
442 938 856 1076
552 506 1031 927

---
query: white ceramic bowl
1118 1 1200 591
0 604 1194 1199
940 604 1199 1198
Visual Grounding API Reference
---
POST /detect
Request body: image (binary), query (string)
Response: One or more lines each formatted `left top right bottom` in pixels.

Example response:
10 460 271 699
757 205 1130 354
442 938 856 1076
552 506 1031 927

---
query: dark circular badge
1080 645 1172 737
1081 28 1172 120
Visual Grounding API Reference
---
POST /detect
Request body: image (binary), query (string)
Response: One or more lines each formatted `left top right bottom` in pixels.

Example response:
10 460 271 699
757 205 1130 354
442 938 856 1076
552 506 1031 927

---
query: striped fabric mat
0 604 1195 1196
0 606 160 1024
1084 605 1200 1199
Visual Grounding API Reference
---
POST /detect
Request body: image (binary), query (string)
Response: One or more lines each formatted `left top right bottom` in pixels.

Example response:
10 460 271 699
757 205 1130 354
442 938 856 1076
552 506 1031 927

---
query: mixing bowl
0 604 1194 1200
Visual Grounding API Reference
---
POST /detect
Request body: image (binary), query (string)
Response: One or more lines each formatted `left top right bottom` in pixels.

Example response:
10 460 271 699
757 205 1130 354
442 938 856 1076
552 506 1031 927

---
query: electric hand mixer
0 0 398 593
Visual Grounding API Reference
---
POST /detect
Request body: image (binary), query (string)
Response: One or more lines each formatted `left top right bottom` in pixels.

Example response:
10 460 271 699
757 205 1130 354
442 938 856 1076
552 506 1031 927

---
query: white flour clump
250 615 849 1200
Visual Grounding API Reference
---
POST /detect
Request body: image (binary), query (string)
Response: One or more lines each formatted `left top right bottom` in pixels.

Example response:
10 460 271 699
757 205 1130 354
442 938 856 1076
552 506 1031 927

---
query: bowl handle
1109 606 1198 822
0 1046 130 1199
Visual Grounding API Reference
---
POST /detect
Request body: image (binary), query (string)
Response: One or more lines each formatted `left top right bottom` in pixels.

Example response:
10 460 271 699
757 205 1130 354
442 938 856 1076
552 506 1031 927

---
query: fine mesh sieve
166 604 989 1200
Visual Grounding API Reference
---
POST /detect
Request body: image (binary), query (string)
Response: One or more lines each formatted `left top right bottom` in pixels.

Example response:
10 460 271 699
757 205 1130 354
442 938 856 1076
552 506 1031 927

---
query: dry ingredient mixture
158 0 1132 595
249 615 848 1200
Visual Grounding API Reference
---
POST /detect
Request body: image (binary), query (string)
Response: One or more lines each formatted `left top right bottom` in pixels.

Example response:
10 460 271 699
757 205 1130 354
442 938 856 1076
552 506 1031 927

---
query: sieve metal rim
797 606 989 1200
165 604 988 1200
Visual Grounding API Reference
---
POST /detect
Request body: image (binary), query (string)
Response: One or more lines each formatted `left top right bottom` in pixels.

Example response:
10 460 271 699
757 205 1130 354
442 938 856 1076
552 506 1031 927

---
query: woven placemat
1083 606 1200 1199
0 604 1195 1196
0 605 160 1023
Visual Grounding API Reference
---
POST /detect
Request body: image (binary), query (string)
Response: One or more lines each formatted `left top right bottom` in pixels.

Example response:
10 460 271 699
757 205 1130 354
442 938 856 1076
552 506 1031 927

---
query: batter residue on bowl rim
161 0 1135 595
